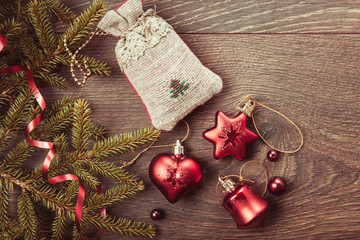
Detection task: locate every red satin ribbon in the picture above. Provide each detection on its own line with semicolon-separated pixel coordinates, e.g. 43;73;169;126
0;33;105;237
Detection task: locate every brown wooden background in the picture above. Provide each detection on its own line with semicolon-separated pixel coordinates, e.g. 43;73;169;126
45;0;360;239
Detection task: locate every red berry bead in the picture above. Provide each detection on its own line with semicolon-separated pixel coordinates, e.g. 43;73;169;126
174;87;177;90
150;209;164;220
267;150;279;162
268;176;287;195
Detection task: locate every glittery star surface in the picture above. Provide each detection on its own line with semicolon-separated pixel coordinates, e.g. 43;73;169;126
203;111;258;160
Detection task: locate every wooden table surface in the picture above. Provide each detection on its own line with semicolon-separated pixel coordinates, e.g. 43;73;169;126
44;0;360;239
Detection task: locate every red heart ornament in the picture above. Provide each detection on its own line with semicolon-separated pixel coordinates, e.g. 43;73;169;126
149;142;203;203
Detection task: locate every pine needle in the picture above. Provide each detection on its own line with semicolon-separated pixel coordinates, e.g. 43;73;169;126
17;191;38;240
0;0;158;238
87;215;156;238
72;99;92;153
90;127;161;159
50;212;67;240
27;0;56;54
42;0;77;23
61;0;105;49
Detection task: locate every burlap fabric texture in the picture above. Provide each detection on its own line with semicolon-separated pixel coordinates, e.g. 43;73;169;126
98;0;223;131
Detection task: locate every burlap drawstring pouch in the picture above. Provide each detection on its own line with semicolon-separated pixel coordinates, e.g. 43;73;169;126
98;0;223;131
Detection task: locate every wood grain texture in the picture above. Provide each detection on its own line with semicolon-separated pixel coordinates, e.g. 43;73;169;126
62;0;360;33
14;0;360;239
39;33;360;239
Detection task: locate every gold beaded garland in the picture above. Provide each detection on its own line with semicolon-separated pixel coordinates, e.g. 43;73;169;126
64;28;110;86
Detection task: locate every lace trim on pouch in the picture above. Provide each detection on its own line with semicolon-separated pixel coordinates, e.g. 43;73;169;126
116;9;173;70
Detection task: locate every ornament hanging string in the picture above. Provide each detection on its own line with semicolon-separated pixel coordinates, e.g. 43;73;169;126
239;161;268;197
153;120;190;147
215;161;268;204
235;95;304;154
120;120;189;169
0;33;105;238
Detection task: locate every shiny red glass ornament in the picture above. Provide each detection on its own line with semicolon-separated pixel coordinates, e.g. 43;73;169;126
268;176;287;195
150;209;164;220
267;149;279;162
149;141;203;203
203;111;258;160
219;176;268;229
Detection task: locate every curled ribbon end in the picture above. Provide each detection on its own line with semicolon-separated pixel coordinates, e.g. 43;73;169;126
0;33;104;238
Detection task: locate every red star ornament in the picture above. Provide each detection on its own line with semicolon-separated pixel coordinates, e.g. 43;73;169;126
203;111;258;160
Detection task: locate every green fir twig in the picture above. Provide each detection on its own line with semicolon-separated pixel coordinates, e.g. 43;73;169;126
0;0;159;239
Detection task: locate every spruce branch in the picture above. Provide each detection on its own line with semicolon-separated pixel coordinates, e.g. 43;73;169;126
0;178;10;231
0;140;33;171
0;87;34;150
59;53;111;77
17;190;38;240
72;99;92;153
72;224;83;240
85;159;139;184
27;0;56;54
0;77;27;106
62;181;79;203
60;0;105;50
42;0;77;23
1;221;24;240
50;212;67;240
88;122;106;140
33;71;69;90
31;181;75;216
44;95;74;117
87;215;156;238
2;97;74;172
73;166;100;190
0;0;158;238
53;133;69;160
18;32;46;68
0;1;17;18
79;54;111;76
86;181;144;213
0;18;22;39
89;127;161;159
41;103;73;138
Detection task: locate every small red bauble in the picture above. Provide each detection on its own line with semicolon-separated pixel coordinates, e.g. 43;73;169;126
149;140;203;203
268;176;287;195
203;111;258;161
267;150;279;162
150;209;164;220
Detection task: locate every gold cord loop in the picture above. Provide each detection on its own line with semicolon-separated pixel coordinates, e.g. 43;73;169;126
239;160;268;198
119;120;190;168
152;120;190;148
235;95;303;154
215;162;267;205
119;134;160;169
